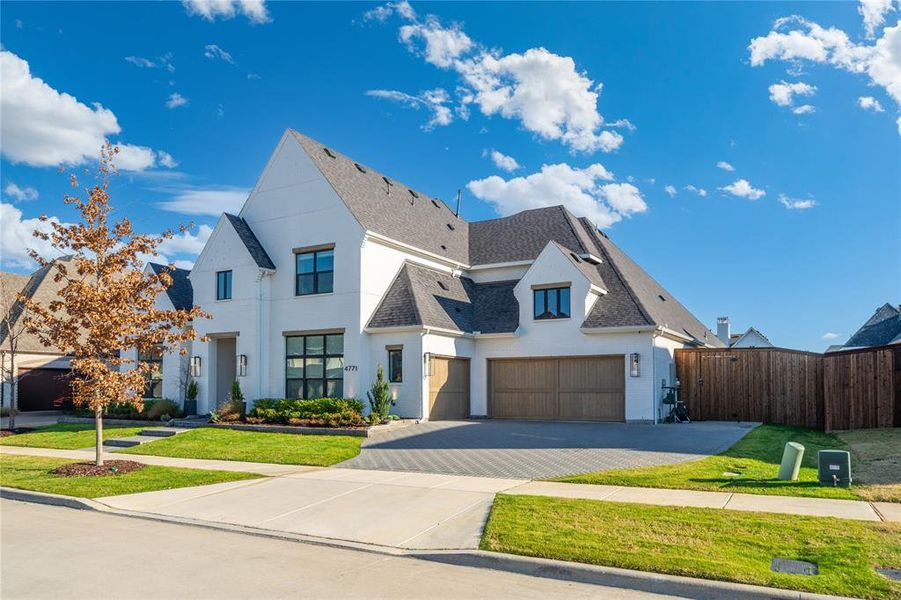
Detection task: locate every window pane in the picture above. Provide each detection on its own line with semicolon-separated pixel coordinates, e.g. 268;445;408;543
286;337;303;356
533;290;545;319
305;357;324;378
286;358;304;378
389;350;402;383
316;250;334;272
559;287;571;317
547;288;558;316
305;379;324;399
317;271;334;294
326;334;343;355
326;357;344;378
297;273;315;295
297;253;315;274
286;379;303;399
225;271;232;297
305;336;324;356
326;380;343;398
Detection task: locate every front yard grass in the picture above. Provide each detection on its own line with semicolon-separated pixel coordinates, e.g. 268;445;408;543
482;494;901;600
118;428;363;466
0;454;259;498
837;428;901;503
557;424;898;502
0;424;159;450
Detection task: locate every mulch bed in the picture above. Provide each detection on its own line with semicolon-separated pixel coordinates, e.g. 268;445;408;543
0;430;14;438
51;460;145;477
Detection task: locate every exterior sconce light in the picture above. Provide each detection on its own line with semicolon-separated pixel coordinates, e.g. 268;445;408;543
237;354;247;377
190;356;202;377
630;353;640;377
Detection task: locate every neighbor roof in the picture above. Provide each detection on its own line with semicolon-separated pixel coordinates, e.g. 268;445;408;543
843;303;901;348
148;263;194;311
224;213;276;270
0;258;74;354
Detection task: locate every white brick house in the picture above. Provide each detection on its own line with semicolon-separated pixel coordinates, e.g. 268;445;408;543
169;129;722;422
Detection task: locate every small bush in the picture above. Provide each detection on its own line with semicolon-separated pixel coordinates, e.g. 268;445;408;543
367;365;394;423
249;397;364;427
212;396;244;423
143;399;180;421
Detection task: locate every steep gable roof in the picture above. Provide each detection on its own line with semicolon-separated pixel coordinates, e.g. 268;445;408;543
844;303;901;348
729;327;772;347
548;240;608;291
0;258;74;354
148;263;193;310
469;205;589;265
223;213;276;270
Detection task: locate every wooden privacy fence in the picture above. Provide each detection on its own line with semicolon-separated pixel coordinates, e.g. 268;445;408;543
675;345;900;431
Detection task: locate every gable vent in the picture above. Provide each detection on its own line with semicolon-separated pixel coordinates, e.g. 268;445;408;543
437;280;449;291
354;163;367;173
323;147;336;159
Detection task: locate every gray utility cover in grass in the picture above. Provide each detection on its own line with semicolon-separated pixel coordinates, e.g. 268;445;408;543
771;558;818;576
876;568;901;581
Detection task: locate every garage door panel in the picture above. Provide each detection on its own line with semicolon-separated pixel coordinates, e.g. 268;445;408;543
490;392;556;419
428;357;470;420
559;392;625;421
491;359;556;391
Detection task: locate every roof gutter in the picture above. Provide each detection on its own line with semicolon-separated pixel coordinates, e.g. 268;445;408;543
364;231;470;271
579;325;659;335
363;325;471;338
467;259;533;271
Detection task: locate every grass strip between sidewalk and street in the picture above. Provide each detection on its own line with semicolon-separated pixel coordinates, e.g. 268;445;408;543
118;427;364;466
0;454;260;498
0;424;161;450
482;494;901;600
555;424;900;502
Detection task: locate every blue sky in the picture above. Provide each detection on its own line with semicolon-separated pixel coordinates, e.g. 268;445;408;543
1;1;899;352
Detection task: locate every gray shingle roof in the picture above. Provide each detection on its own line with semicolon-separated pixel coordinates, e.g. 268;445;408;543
843;303;901;348
291;131;469;265
469;205;589;265
148;263;194;310
549;240;608;291
0;258;74;354
224;213;276;270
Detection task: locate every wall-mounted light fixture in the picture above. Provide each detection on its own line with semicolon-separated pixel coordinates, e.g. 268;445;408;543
423;352;433;377
630;353;640;377
237;354;247;377
190;356;202;377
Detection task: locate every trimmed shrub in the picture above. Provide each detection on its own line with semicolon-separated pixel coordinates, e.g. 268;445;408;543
143;399;180;421
249;398;364;427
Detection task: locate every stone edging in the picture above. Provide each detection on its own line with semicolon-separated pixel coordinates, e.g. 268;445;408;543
204;419;416;438
58;416;173;427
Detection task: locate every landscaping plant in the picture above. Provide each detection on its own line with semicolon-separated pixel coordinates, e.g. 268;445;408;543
367;364;394;424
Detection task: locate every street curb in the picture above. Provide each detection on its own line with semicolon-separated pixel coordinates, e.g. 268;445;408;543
2;491;850;600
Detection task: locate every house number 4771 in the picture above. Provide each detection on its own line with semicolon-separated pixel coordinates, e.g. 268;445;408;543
344;365;358;372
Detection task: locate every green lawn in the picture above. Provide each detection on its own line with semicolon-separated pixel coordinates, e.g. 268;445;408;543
0;454;259;498
118;428;363;466
482;494;901;600
557;424;897;501
0;424;160;450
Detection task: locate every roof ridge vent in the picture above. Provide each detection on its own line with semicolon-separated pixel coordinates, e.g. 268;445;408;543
354;162;367;173
323;147;336;159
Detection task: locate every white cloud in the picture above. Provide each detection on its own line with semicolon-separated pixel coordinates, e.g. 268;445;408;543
778;193;817;209
182;0;270;24
125;56;156;68
166;92;189;109
467;163;637;229
363;0;415;22
822;331;842;340
204;44;235;64
860;0;895;38
684;185;708;197
366;88;453;130
125;53;175;72
487;149;520;172
792;104;816;114
157;224;213;256
157;151;179;168
720;179;766;200
369;5;630;153
664;185;677;197
4;182;38;202
0;50;165;171
716;161;735;172
156;187;249;216
858;95;886;111
115;144;157;171
768;80;817;107
0;203;67;269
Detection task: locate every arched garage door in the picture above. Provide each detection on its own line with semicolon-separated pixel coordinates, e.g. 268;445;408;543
488;356;625;421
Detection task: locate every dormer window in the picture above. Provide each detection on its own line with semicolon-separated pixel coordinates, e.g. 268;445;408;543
533;286;571;320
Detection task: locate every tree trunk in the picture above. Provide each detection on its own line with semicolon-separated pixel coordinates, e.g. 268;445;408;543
8;364;16;431
95;408;104;467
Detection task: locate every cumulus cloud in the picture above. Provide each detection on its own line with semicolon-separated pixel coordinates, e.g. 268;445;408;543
778;193;817;209
157;151;179;168
486;149;520;172
664;185;677;197
467;162;643;229
156;186;249;215
822;331;842;340
157;224;213;256
366;88;453;130
792;104;816;114
182;0;270;24
859;0;895;38
684;185;708;197
204;44;235;64
720;179;766;200
768;80;817;107
0;50;171;172
716;161;735;171
858;95;886;111
0;202;67;269
4;182;38;202
166;93;189;109
367;4;630;153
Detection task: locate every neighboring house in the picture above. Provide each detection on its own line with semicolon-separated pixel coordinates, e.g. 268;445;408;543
177;129;722;423
826;303;901;352
0;258;74;411
715;316;773;348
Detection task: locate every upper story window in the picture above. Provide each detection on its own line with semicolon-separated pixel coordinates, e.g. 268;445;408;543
296;247;334;296
216;270;232;301
533;286;571;320
387;346;403;383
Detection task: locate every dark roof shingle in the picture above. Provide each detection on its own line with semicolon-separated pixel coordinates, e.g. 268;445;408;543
224;213;276;270
148;263;194;310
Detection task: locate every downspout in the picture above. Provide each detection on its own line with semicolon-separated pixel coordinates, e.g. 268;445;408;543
419;326;431;421
256;269;272;402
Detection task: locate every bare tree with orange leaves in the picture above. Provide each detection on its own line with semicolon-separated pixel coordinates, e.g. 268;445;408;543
23;144;208;466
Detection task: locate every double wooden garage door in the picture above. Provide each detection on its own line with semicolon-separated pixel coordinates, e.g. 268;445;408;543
488;356;625;421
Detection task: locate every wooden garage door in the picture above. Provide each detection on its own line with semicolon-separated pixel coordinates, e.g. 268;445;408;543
16;368;73;412
489;356;625;421
428;357;470;420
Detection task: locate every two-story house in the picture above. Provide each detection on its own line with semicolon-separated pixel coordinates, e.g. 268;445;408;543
176;129;722;423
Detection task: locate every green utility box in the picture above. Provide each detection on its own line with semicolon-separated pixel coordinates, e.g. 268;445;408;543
818;450;852;487
778;442;805;481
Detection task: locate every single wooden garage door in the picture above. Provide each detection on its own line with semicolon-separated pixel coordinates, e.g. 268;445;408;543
428;357;470;420
16;368;72;411
488;356;625;421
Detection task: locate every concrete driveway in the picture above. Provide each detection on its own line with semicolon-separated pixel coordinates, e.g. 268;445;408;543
337;420;756;479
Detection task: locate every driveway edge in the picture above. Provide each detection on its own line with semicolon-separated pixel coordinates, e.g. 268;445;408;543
2;491;849;600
